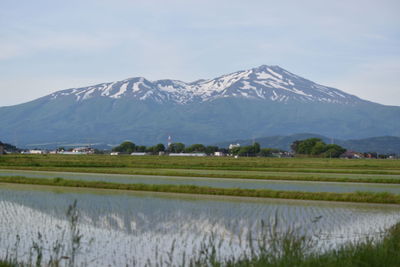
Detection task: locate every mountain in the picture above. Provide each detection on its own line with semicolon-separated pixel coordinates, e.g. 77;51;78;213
48;65;361;105
0;65;399;148
215;134;400;155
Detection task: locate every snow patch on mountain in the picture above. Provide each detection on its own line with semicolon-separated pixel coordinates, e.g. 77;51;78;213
48;65;363;105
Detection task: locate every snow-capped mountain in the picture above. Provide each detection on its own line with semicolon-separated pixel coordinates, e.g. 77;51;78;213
1;65;399;147
49;65;362;105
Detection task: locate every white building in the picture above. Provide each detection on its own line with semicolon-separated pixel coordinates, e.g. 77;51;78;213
72;147;94;154
228;143;241;150
28;150;45;154
169;153;207;157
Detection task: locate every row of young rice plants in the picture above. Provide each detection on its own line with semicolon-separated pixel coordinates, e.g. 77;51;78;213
3;167;400;184
2;167;400;184
1;155;400;186
1;155;400;174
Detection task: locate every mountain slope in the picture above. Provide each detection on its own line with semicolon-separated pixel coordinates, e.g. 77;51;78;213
0;65;399;147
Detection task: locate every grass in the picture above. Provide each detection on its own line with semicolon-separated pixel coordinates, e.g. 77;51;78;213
1;154;400;172
0;154;400;184
3;166;400;184
222;222;400;267
1;176;400;204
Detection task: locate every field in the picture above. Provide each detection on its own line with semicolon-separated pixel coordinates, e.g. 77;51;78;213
1;155;400;203
1;154;400;179
1;154;400;266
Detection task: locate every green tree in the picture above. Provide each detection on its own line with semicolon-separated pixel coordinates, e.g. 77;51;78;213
290;140;301;152
311;141;326;155
205;146;219;155
238;146;255;156
259;148;281;157
253;142;261;154
185;144;206;153
112;141;136;153
135;145;147;152
229;146;241;155
154;143;165;152
296;138;322;154
322;144;346;158
291;138;346;158
147;143;166;154
169;143;185;153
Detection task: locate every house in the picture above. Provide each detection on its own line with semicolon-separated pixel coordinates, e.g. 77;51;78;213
341;150;364;159
110;152;120;156
214;151;225;157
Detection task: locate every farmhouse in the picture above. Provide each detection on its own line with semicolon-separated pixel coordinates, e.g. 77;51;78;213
341;150;364;159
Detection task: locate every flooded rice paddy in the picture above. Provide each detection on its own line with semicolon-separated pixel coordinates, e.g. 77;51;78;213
1;169;400;194
0;183;400;266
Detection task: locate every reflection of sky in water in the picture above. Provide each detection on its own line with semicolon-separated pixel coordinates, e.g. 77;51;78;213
2;169;400;194
0;185;400;266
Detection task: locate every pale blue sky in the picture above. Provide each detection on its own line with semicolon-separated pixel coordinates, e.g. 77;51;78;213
0;0;399;106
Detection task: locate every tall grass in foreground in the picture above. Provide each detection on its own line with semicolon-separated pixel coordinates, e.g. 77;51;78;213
1;202;400;266
1;201;85;267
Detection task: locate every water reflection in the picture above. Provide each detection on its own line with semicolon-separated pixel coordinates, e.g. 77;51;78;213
0;184;399;266
1;169;400;194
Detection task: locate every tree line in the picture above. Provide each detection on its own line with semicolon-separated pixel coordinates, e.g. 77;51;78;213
112;141;285;156
291;138;346;158
112;138;347;158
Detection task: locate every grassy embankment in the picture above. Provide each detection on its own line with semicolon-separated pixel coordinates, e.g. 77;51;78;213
0;155;400;184
1;175;400;204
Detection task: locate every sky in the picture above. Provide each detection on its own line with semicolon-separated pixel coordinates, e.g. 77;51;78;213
0;0;399;107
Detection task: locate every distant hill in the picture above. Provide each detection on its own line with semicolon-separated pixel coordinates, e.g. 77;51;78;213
215;134;400;155
340;136;400;155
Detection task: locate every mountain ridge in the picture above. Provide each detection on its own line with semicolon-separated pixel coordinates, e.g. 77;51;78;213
0;65;399;146
45;65;364;105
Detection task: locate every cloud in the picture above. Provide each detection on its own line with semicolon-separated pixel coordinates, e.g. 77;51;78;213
0;31;118;61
